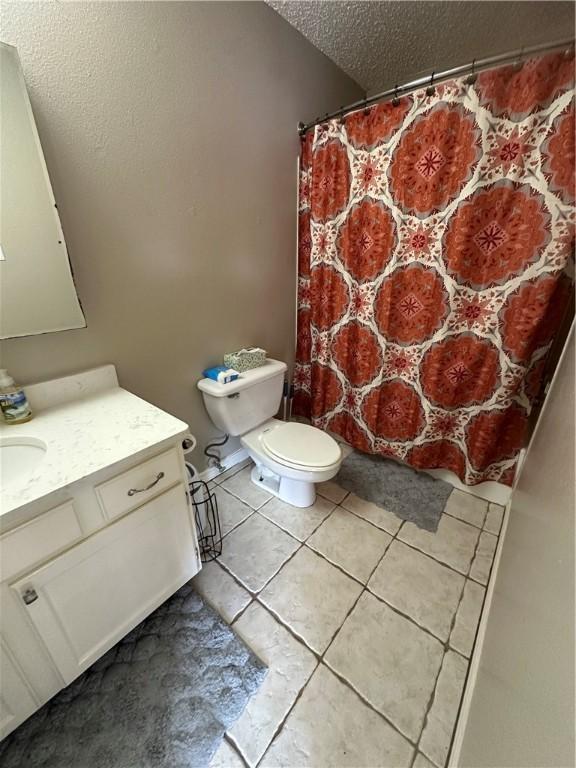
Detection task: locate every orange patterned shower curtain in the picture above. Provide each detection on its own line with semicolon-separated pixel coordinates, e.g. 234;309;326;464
294;52;575;486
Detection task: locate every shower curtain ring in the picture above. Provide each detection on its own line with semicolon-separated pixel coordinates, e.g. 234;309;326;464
363;98;370;115
426;71;436;97
392;85;400;106
514;46;525;71
465;59;477;85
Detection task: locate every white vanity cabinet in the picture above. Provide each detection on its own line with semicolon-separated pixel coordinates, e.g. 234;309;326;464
0;641;38;740
12;484;197;684
0;366;203;740
0;441;201;739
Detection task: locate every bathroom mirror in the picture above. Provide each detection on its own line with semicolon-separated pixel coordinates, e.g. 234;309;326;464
0;42;85;338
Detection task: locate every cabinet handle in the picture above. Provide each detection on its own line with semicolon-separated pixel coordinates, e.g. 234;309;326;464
22;588;38;605
127;471;165;496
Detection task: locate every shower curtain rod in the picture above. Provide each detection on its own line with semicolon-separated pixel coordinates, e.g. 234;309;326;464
298;36;575;135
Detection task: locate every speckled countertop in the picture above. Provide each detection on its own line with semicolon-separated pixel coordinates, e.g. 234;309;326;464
0;385;189;517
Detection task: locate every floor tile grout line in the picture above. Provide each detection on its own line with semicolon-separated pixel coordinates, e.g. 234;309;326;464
317;513;411;679
216;498;490;649
252;659;320;768
215;453;504;516
216;502;345;628
221;554;321;766
412;649;450;768
220;509;257;541
445;518;504;766
340;491;494;536
275;601;477;756
230;596;256;625
219;498;482;592
322;657;421;750
304;536;387;587
237;595;325;767
218;472;273;510
258;499;338;545
468;530;498;584
250;596;320;659
295;536;469;648
412;568;471;767
466;520;490;579
225;490;272;511
208;557;260;600
325;483;501;531
261;499;491;760
217;541;303;597
243;572;470;768
243;513;498;767
340;499;483;579
395;531;478;578
413;517;503;768
306;508;456;655
382;533;472;578
216;498;309;595
226;598;320;766
442;507;487;531
443;570;473;652
220;485;338;549
215;553;274;600
213;458;251;482
204;462;504;766
215;482;254;509
363;582;460;647
252;596;422;765
254;591;333;660
339;499;403;536
452;486;506;505
194;559;256;625
314;512;427;678
222;732;251;768
209;479;502;768
467;573;490;587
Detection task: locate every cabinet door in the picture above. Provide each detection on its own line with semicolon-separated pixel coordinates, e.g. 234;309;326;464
0;639;38;740
12;484;200;685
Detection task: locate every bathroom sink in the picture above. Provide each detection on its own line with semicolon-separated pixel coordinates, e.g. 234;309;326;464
0;437;47;487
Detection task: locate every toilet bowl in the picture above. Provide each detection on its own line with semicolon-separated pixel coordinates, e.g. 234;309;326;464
197;359;343;507
242;418;342;506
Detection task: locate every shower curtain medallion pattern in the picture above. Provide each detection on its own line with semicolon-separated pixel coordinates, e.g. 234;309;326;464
294;52;575;486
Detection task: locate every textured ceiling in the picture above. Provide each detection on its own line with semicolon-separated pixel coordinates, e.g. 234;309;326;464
267;1;575;93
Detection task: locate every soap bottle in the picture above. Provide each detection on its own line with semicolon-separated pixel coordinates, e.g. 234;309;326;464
0;370;32;424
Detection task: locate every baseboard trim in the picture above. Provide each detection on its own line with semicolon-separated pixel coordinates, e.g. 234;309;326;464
448;497;512;766
197;446;250;483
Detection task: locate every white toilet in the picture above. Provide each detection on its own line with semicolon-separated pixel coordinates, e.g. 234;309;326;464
197;359;343;507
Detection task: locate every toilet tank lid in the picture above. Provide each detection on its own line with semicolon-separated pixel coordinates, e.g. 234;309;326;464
197;358;287;397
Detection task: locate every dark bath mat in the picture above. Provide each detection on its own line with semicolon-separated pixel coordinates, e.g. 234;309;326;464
337;450;453;532
0;583;267;768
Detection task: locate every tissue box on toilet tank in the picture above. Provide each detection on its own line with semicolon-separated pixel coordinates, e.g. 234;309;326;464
223;347;267;372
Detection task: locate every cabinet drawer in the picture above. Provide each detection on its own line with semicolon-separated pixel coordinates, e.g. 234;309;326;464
0;501;83;582
95;447;183;521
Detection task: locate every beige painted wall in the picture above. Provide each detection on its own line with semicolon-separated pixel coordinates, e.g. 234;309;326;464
459;328;575;768
0;1;361;466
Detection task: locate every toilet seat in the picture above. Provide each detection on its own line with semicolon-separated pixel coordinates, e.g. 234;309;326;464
261;422;341;469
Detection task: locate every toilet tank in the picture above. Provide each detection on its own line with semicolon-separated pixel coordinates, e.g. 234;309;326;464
197;359;287;436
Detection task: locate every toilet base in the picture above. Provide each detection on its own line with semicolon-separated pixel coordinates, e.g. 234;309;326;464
250;465;316;508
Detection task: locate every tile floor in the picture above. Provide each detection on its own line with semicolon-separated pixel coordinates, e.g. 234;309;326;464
192;456;505;768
